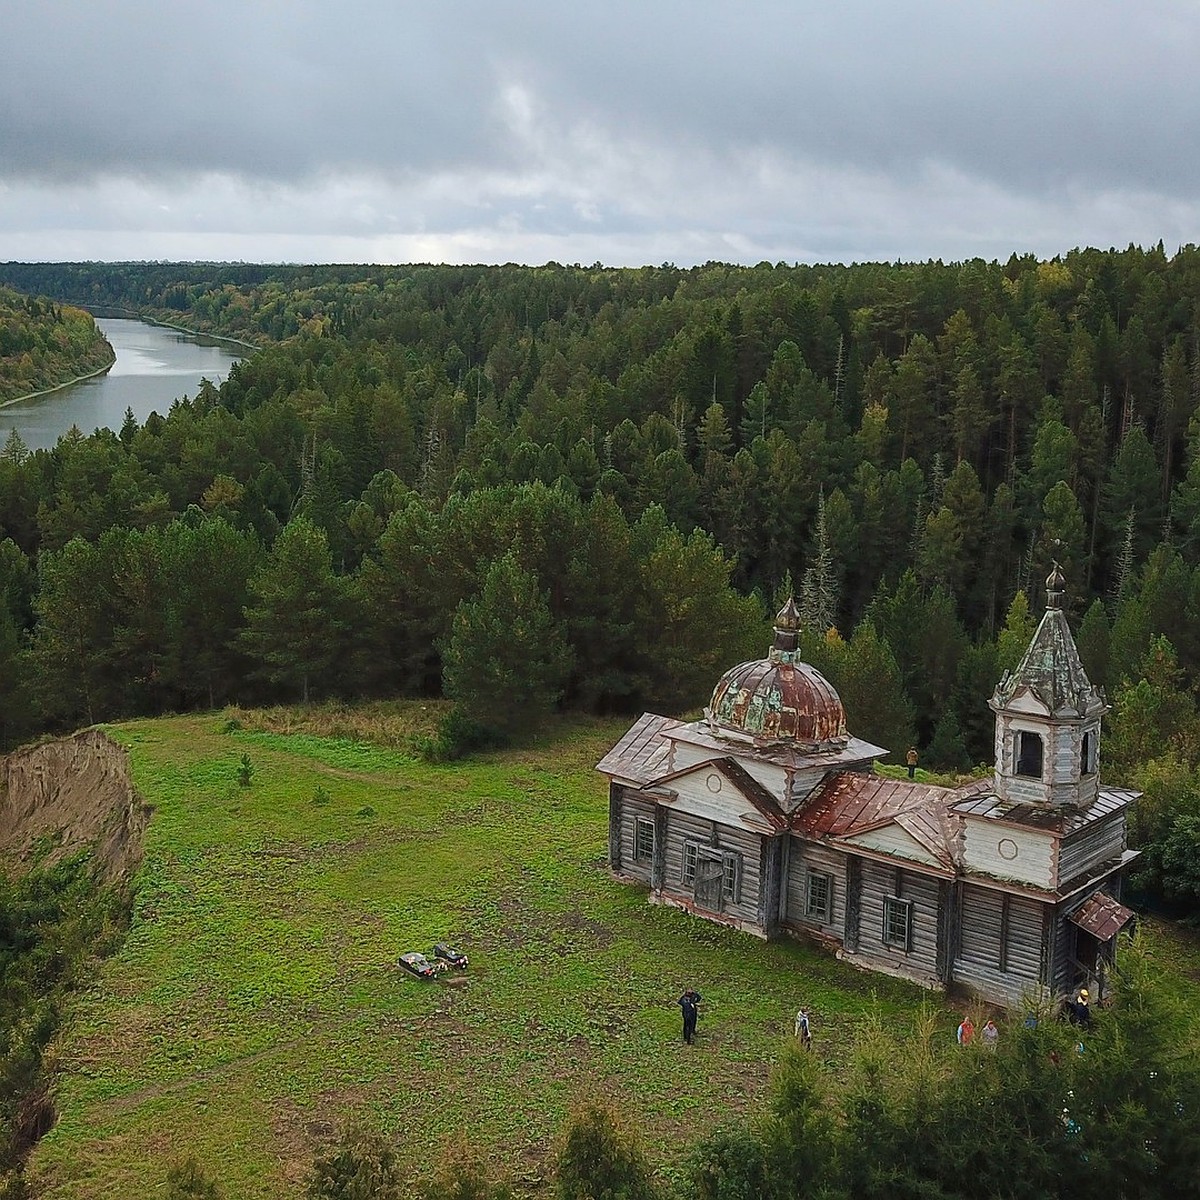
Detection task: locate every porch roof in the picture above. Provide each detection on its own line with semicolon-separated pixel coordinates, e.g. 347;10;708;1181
1068;891;1136;941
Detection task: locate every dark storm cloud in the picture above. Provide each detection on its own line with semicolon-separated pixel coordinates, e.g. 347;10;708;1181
2;1;1198;264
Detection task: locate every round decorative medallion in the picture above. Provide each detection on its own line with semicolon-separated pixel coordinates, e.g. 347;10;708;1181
706;773;722;794
998;838;1019;861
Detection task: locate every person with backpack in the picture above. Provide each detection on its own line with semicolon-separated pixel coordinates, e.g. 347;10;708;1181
678;988;701;1044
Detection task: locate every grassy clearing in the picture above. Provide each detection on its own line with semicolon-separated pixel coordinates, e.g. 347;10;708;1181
29;708;1196;1198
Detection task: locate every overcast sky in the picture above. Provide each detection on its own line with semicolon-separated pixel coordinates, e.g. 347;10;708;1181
2;1;1198;267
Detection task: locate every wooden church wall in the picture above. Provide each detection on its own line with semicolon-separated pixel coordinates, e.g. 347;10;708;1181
854;859;941;985
782;839;847;937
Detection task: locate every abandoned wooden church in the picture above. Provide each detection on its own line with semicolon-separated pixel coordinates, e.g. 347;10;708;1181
597;568;1138;1007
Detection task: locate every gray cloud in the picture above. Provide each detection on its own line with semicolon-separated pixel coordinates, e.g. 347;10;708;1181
2;1;1198;265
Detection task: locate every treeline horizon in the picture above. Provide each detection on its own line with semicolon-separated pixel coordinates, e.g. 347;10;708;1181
4;250;1200;907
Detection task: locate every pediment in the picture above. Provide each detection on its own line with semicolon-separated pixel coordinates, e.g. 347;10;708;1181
1003;687;1051;717
839;821;943;868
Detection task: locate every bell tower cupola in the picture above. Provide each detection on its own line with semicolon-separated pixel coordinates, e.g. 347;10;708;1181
989;564;1108;807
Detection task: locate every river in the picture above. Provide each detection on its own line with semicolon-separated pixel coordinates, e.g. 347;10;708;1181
0;317;246;453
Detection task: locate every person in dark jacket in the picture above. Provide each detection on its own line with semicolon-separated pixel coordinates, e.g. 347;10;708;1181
678;988;701;1043
1066;988;1092;1027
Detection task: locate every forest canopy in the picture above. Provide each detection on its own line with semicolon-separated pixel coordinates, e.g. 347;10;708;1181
4;249;1200;906
0;287;113;403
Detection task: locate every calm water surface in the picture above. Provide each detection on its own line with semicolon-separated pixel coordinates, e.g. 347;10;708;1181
0;317;244;452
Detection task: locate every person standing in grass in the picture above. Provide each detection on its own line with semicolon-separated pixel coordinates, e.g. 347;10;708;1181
956;1014;974;1045
794;1006;812;1050
678;988;701;1044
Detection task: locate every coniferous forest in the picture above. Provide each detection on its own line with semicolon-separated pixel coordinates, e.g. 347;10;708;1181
3;250;1200;911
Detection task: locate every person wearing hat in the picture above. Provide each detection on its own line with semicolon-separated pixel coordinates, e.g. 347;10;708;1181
1068;988;1092;1028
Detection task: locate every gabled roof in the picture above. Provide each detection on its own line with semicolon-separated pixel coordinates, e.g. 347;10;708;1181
595;713;681;785
709;757;790;832
793;772;986;870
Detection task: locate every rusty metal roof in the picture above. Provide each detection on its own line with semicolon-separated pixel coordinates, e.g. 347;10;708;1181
709;656;847;745
595;713;681;785
792;772;985;868
952;786;1137;835
668;721;885;771
1068;891;1136;941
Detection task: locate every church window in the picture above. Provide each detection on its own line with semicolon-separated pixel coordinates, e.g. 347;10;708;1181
805;871;832;922
635;817;654;862
682;842;698;885
1081;730;1097;775
1015;731;1044;778
721;851;742;904
882;896;912;951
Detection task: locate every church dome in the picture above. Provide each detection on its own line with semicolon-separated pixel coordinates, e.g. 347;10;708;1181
706;600;848;746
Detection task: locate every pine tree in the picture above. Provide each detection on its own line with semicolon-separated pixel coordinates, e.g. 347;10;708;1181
441;552;573;735
240;518;349;704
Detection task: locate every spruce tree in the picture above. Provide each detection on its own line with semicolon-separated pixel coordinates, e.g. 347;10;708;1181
441;552;573;735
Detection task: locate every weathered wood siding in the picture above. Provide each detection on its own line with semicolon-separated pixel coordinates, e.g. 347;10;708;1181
670;742;788;799
955;884;1045;1002
961;816;1054;888
851;860;941;985
787;767;831;807
1057;814;1125;888
782;839;846;936
617;788;657;885
1046;721;1101;806
1047;907;1078;997
666;769;777;833
843;825;944;869
659;809;765;928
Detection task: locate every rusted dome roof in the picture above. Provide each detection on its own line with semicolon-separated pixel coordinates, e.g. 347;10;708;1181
705;599;848;747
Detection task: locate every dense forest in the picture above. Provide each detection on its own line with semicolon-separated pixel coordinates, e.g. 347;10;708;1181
0;288;113;404
3;250;1200;908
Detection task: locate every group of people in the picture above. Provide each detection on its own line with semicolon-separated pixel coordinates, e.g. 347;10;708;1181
676;988;814;1049
676;985;1094;1051
955;1015;999;1047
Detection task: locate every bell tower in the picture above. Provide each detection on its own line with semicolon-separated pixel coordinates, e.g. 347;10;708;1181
989;565;1107;807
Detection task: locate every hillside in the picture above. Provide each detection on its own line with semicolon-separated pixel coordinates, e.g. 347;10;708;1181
0;289;114;405
27;707;930;1199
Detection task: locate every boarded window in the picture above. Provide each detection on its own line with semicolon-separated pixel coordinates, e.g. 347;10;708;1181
805;871;832;923
882;896;912;951
634;817;654;862
1016;731;1044;778
682;842;698;885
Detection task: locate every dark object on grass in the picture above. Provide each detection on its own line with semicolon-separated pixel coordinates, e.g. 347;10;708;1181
433;943;469;969
399;952;445;979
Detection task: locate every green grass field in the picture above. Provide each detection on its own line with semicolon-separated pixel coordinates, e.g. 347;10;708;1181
27;709;1200;1198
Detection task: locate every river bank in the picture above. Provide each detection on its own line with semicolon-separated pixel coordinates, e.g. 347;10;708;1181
84;305;262;354
0;352;116;410
0;317;244;453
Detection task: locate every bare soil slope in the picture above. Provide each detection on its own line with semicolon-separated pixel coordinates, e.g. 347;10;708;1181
0;729;150;881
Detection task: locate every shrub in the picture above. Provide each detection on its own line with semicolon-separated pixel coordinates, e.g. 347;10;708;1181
556;1103;657;1200
307;1124;405;1200
164;1155;223;1200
